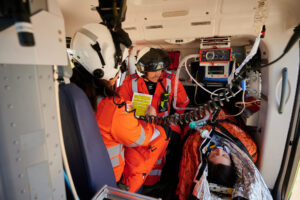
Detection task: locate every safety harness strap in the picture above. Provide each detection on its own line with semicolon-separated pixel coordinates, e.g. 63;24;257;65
195;137;211;181
158;76;171;117
160;72;172;93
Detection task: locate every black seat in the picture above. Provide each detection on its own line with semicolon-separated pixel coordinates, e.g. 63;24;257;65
59;83;116;199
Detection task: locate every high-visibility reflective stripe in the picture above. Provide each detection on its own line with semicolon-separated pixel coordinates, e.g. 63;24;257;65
121;149;125;161
166;76;171;93
184;96;190;104
132;78;138;93
107;144;123;159
127;126;146;147
148;169;162;176
97;96;103;105
156;158;162;165
150;128;161;142
110;156;120;167
163;111;169;117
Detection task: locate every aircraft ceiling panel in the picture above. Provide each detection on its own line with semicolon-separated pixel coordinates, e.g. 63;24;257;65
131;0;183;6
57;0;100;37
57;0;300;43
220;0;257;15
123;0;260;42
138;5;167;22
218;16;255;36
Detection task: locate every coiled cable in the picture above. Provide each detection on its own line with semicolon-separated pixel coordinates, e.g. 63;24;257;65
113;81;243;126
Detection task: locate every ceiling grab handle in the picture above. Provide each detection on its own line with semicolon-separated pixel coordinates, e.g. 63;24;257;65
279;67;288;114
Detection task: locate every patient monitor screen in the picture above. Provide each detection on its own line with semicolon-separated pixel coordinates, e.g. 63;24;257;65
207;66;224;75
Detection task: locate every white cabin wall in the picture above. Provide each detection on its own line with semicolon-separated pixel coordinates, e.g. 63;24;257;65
255;0;300;189
0;65;66;200
175;48;199;59
0;1;68;198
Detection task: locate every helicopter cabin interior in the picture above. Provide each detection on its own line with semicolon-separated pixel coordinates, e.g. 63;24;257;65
0;0;300;199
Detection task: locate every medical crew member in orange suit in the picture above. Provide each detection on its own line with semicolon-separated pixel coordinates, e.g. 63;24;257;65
69;23;168;192
118;47;190;187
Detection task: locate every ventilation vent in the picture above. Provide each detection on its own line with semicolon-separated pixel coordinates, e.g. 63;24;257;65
145;25;163;29
191;21;211;26
162;10;189;18
165;38;195;44
124;27;137;31
201;42;229;47
200;37;231;49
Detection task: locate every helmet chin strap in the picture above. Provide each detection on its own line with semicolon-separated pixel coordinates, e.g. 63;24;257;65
91;41;106;66
90;41;106;79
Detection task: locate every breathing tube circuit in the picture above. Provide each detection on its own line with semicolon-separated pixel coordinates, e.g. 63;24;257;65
113;26;266;126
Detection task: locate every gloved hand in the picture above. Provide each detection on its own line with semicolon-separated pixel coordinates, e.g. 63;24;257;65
146;105;157;116
117;181;129;191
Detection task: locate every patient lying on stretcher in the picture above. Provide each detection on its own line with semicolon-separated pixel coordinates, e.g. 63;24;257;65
177;109;273;200
206;144;236;189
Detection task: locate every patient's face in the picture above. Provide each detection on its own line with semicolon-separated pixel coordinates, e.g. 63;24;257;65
208;148;231;166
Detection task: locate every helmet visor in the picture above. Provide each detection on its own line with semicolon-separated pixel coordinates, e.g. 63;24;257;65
136;61;166;73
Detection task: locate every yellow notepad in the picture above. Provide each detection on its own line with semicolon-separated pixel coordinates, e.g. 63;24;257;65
132;92;153;117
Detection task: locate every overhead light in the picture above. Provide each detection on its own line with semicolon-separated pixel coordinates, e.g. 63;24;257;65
145;25;163;29
124;27;137;31
162;10;189;18
191;21;211;26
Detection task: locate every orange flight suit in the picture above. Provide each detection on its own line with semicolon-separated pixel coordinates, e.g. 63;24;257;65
95;96;167;192
118;71;189;186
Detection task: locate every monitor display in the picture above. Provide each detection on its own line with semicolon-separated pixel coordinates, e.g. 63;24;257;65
208;66;224;75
